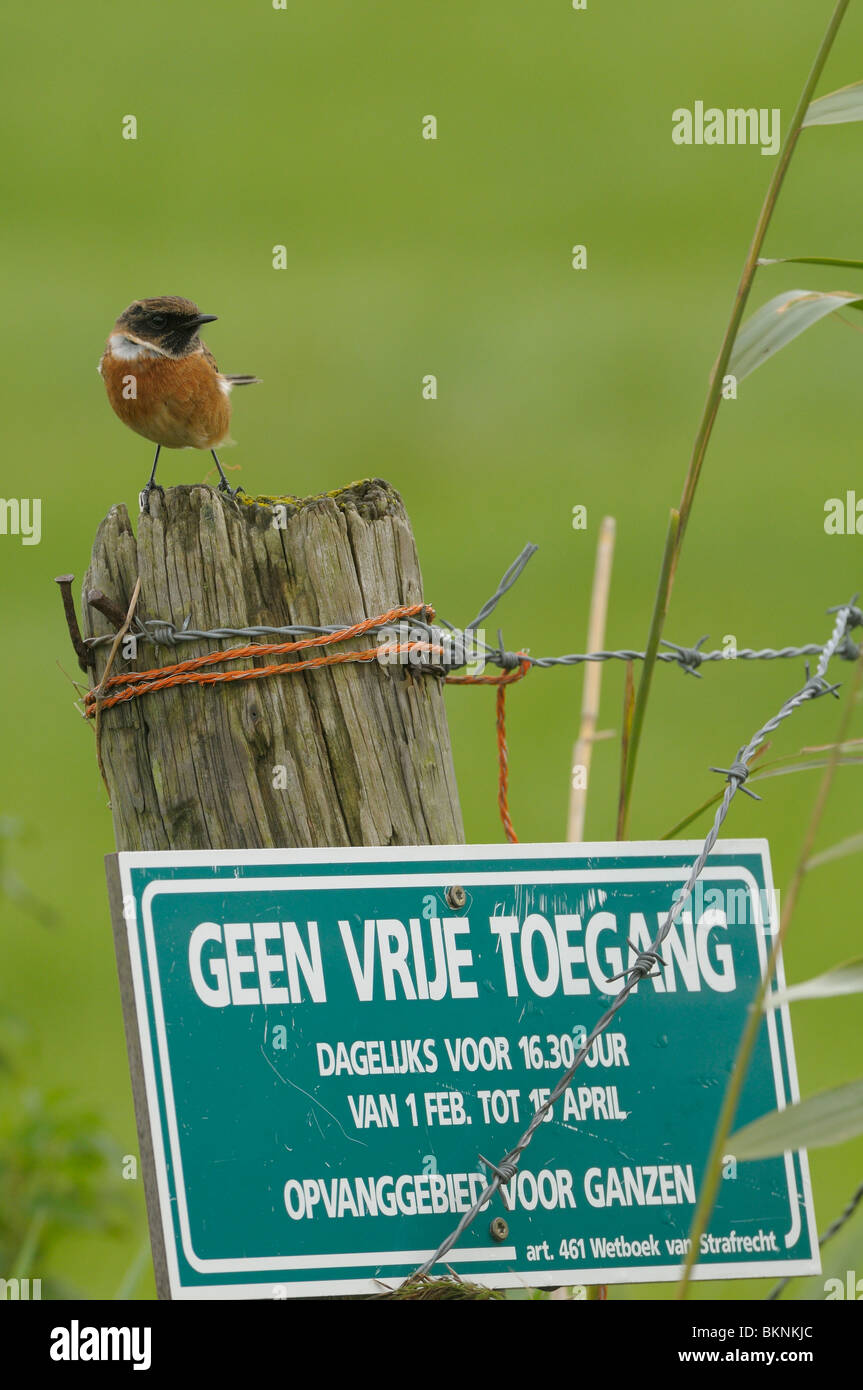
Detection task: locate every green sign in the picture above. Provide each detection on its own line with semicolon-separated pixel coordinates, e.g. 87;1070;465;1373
109;841;818;1299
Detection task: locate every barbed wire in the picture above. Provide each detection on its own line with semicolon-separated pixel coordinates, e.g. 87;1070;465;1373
83;543;862;673
409;595;860;1281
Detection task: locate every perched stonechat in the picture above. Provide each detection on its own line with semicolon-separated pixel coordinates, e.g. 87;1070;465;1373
99;296;259;508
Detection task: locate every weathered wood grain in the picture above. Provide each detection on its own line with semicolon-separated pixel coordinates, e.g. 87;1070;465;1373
82;480;464;851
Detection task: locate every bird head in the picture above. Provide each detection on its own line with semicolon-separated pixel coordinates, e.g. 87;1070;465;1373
113;297;218;358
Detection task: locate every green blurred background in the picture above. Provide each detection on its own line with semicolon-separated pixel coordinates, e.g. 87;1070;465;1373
2;0;862;1299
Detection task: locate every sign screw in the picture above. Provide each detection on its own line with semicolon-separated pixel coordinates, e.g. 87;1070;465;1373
445;885;467;910
489;1216;509;1242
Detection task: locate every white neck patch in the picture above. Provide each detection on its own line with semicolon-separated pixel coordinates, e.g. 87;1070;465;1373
108;333;164;360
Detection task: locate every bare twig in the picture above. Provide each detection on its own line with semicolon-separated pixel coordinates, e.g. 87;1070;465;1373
93;577;142;797
567;517;616;841
616;662;635;838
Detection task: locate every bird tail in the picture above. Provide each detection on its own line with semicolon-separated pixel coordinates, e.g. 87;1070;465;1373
223;374;261;386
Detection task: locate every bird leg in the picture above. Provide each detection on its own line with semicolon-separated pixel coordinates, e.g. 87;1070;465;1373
138;445;165;513
211;449;243;498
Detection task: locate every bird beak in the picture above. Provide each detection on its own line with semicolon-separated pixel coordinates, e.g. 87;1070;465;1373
189;313;218;328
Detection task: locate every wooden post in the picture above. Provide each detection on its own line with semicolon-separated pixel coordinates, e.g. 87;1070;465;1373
81;479;464;851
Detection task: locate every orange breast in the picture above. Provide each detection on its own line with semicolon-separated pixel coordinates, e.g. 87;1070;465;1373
101;349;232;450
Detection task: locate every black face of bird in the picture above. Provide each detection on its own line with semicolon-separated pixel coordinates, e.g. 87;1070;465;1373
115;296;218;358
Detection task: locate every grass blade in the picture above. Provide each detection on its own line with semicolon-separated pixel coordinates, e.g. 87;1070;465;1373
619;509;678;837
758;255;863;270
803;79;863;126
768;957;863;1008
729;289;863;381
806;829;863;870
629;0;852;813
730;1079;863;1157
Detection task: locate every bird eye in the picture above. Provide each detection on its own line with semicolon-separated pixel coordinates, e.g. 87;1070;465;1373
150;314;167;329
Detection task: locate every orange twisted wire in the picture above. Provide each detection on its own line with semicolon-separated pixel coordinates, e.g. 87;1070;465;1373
83;604;433;713
85;643;451;712
445;654;531;843
85;604;529;841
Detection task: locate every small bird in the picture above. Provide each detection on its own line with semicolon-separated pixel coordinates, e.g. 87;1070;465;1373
99;296;259;508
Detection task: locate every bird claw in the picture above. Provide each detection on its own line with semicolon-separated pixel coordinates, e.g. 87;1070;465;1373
217;481;245;500
139;482;165;514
